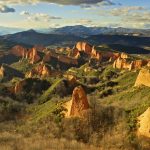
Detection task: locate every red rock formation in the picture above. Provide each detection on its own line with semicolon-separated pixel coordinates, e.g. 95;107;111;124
131;60;148;70
26;63;51;78
113;57;131;70
69;86;89;117
75;42;92;54
11;46;41;64
113;56;148;71
11;45;27;58
8;80;26;94
120;53;128;59
135;68;150;87
58;55;78;65
0;65;4;77
43;51;78;65
43;51;52;62
26;48;41;64
14;80;26;94
137;107;150;138
91;47;102;61
69;48;80;59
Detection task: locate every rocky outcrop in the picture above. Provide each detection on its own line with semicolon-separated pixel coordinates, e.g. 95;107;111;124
70;42;123;61
14;80;26;94
11;46;41;64
11;45;27;58
113;57;131;70
43;51;78;65
76;42;92;54
120;53;128;59
64;86;89;117
0;64;24;80
26;63;51;78
0;65;5;77
69;42;101;60
135;68;150;87
26;48;41;64
137;107;150;138
113;56;148;71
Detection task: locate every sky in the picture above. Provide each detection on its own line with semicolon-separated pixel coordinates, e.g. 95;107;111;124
0;0;149;29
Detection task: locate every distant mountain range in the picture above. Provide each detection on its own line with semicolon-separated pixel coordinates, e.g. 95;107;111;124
0;26;24;35
0;25;150;37
0;29;150;54
47;25;150;37
1;29;82;47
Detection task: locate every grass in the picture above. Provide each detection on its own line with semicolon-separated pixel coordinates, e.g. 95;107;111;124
11;59;34;73
27;100;58;123
39;78;63;104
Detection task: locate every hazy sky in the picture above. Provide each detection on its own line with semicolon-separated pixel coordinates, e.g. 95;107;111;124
0;0;149;29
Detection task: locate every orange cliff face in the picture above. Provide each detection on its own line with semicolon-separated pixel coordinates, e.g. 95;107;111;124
11;45;27;58
135;68;150;87
76;42;92;54
0;65;5;77
26;63;51;78
69;42;102;61
64;86;89;118
26;48;41;64
113;54;148;71
137;107;150;138
11;46;41;64
113;57;131;70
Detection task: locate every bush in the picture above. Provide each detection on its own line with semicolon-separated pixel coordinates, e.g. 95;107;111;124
0;97;25;121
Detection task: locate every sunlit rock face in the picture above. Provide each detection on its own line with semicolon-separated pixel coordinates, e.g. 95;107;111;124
26;48;41;64
11;46;41;64
137;107;150;138
113;54;148;71
135;68;150;87
120;53;128;59
69;42;101;60
76;42;92;54
11;45;27;58
26;63;51;78
113;57;131;70
64;86;89;118
0;65;5;77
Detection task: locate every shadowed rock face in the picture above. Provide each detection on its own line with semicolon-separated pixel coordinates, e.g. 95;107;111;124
43;51;78;66
69;86;89;117
135;68;150;87
137;108;150;138
0;64;24;80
